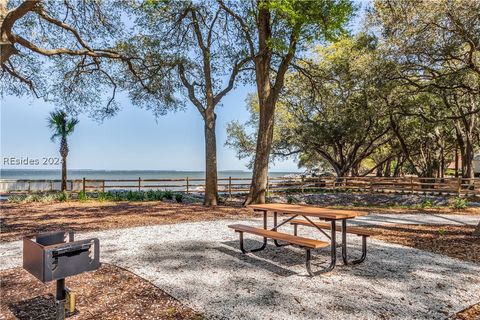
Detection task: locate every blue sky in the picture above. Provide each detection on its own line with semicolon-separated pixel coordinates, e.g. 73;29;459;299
2;86;285;171
1;1;367;172
1;85;301;171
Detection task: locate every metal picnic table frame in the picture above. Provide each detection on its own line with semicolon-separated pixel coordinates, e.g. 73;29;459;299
246;204;368;275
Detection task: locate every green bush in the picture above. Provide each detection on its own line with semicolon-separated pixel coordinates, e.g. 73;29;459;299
420;199;433;208
78;191;88;201
287;195;294;204
452;197;468;209
175;193;183;203
163;190;173;200
58;191;69;202
7;194;25;203
39;193;58;202
96;192;112;201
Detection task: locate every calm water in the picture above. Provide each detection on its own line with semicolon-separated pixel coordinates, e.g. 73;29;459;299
0;169;300;180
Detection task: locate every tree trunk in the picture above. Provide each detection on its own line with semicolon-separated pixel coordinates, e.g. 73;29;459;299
60;137;69;192
454;147;459;178
463;141;475;179
393;156;404;177
245;99;275;205
203;112;218;206
376;163;384;177
61;156;67;191
384;158;392;177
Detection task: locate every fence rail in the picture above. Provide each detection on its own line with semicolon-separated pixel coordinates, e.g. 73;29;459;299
1;176;479;197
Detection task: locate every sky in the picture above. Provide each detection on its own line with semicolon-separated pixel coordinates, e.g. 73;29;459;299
0;1;368;172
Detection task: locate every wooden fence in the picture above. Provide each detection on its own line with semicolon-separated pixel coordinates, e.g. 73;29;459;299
1;176;479;197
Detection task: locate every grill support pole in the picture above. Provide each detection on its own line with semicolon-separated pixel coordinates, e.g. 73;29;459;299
56;278;66;320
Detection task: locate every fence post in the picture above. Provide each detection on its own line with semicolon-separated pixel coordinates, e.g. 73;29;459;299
82;177;86;193
50;180;54;192
138;177;141;192
301;176;304;193
410;177;414;194
229;176;232;198
102;180;105;193
186;177;189;193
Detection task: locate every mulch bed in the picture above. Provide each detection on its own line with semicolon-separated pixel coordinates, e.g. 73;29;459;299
365;224;480;263
0;264;202;320
455;303;480;320
0;201;257;242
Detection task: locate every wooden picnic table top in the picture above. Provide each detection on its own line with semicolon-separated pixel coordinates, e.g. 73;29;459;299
248;203;367;220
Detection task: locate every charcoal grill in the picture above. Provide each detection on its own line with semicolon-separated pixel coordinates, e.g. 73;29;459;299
23;230;100;319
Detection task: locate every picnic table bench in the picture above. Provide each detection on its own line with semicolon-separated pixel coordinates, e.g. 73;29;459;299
228;203;378;276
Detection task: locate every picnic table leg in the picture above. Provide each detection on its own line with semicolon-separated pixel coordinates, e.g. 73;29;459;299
305;220;337;276
341;219;368;265
273;212;289;247
341;219;348;265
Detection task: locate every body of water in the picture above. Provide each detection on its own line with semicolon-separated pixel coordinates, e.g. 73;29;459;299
0;169;300;180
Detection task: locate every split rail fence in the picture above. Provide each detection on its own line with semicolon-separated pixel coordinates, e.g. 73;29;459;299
1;176;479;197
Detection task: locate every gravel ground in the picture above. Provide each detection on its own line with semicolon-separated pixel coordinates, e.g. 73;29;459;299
2;217;479;320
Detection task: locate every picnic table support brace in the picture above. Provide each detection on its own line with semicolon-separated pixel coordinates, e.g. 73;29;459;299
305;221;337;276
272;212;296;247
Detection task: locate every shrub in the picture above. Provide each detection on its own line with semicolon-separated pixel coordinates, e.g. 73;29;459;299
58;191;69;202
39;193;57;202
419;199;433;208
78;191;88;201
452;197;468;209
287;195;294;204
175;193;183;203
7;195;25;203
96;192;111;201
163;190;173;200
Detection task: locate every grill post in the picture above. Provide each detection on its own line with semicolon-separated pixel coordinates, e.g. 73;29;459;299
55;278;66;320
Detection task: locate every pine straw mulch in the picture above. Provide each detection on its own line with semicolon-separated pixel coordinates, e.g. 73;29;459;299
365;223;480;263
366;223;480;320
0;201;257;242
455;304;480;320
0;264;203;320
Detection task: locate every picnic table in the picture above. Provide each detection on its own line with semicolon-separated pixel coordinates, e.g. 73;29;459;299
229;203;376;276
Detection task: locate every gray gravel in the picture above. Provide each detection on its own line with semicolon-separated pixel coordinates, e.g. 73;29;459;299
2;218;479;320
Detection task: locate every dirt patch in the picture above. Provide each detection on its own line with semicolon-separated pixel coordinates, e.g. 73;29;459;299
455;303;480;320
0;201;257;242
367;224;480;263
0;264;202;320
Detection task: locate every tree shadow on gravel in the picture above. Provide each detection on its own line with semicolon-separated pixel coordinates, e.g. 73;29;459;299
121;239;480;319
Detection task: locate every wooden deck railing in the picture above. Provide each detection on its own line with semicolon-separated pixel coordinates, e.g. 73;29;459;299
0;176;479;197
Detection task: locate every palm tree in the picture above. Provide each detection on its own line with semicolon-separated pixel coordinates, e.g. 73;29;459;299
47;110;79;191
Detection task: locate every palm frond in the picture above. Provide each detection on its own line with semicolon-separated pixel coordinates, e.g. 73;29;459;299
47;110;79;141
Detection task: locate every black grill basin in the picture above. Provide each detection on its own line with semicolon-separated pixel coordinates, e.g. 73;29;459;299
23;231;100;282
